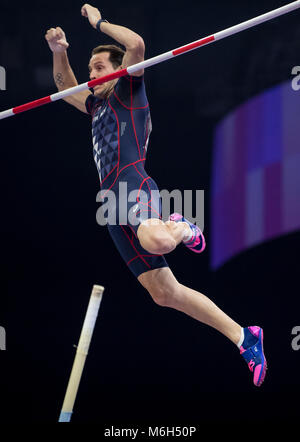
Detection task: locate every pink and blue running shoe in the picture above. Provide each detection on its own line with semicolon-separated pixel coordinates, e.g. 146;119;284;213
240;326;267;387
168;213;206;254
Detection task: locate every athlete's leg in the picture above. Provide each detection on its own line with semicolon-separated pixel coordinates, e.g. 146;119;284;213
138;266;242;345
137;218;192;255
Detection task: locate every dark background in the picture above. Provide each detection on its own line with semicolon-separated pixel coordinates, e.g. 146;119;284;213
0;0;300;429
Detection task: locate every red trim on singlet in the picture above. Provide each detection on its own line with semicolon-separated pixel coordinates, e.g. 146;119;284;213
137;202;162;219
132;166;161;216
133;163;145;179
99;159;146;199
135;176;162;217
94;82;150;197
130;77;142;160
145;179;152;203
113;91;149;110
127;254;161;266
120;225;151;269
137;177;151;202
100;164;118;187
134;167;155;205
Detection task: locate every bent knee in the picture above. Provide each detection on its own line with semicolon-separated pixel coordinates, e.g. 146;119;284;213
139;231;176;255
147;283;180;307
138;268;181;307
150;235;176;255
148;286;170;306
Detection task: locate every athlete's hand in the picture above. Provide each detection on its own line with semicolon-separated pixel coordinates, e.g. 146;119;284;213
81;4;101;29
45;27;69;53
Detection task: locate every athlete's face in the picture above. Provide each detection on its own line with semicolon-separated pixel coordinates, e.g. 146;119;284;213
88;52;121;98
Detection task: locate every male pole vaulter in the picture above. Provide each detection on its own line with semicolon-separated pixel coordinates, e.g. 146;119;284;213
45;4;267;386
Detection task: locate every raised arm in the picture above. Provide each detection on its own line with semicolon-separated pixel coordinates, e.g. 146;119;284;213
81;4;145;76
45;27;91;113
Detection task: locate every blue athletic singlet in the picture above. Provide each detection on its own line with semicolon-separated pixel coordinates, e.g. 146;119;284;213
86;74;168;277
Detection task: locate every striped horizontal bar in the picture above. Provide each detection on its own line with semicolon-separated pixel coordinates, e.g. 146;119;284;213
13;96;52;114
173;35;215;56
1;1;300;120
87;68;128;88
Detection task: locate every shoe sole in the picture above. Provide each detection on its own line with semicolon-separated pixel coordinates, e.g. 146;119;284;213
254;328;268;387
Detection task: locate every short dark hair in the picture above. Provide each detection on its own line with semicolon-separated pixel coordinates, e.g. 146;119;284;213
91;44;125;69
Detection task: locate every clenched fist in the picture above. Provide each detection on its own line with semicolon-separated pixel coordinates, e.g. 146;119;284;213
81;4;101;28
45;27;69;53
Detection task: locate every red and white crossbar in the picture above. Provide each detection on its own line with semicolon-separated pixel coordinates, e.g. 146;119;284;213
1;0;300;120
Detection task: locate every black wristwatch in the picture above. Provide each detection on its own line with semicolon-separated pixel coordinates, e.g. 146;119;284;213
96;19;108;32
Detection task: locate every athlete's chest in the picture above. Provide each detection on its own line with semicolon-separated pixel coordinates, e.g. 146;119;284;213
91;100;118;138
92;101;109;126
